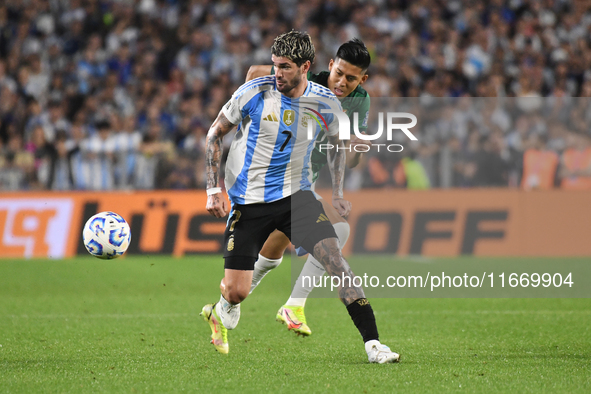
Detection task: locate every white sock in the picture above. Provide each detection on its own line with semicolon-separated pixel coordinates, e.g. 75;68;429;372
365;339;381;353
285;222;350;307
216;294;240;330
250;254;283;294
286;255;325;307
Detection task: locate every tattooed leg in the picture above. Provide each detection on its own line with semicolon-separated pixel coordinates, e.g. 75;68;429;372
312;237;365;306
312;237;382;346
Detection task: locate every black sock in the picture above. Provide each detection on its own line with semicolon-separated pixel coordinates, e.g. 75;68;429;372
346;298;379;343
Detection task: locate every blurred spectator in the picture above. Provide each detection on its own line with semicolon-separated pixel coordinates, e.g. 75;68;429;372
180;121;207;187
559;131;591;190
77;48;107;95
135;123;174;190
108;44;133;86
0;151;24;190
506;115;532;152
79;120;115;190
521;133;559;190
40;99;71;143
0;134;33;190
27;55;50;102
0;60;17;93
394;150;431;190
365;154;396;189
439;136;464;188
47;131;78;191
475;131;511;187
162;153;196;189
457;129;481;187
25;125;54;189
113;116;141;189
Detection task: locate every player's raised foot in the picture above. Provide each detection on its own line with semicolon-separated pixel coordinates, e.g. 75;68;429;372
276;305;311;336
365;340;400;364
200;303;228;354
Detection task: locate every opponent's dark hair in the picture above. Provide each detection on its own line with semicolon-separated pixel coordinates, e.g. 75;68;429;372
271;30;315;67
336;38;371;72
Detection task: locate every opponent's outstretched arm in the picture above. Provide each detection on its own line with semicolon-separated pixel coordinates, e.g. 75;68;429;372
347;136;373;168
326;133;352;218
246;65;273;81
205;110;237;218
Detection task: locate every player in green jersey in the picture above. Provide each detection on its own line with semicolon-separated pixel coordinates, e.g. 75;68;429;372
247;39;373;336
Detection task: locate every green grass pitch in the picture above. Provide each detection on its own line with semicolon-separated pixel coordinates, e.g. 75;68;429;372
1;256;589;393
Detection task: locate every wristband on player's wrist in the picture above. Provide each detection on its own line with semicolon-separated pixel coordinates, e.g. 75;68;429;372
206;187;222;196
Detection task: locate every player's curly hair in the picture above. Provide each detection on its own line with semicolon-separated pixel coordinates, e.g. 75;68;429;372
271;30;315;67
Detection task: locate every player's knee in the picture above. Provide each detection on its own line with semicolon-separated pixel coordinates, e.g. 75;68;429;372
312;237;341;259
333;222;350;249
223;280;250;304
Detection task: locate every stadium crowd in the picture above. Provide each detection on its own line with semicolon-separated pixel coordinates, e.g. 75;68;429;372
1;0;591;191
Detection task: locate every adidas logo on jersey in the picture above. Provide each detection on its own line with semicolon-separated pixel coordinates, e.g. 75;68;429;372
316;213;329;223
263;112;279;122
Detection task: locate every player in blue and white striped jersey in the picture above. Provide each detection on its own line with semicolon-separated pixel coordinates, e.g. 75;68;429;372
200;31;399;364
222;74;341;205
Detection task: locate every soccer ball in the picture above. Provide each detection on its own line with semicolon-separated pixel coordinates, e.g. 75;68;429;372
83;211;131;259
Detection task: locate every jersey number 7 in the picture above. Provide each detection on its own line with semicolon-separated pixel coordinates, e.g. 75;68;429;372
279;130;293;152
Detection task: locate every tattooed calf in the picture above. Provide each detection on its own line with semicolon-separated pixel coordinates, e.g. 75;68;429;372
312;237;365;305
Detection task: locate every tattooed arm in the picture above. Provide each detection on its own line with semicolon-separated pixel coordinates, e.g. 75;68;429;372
326;132;352;218
205;110;237;218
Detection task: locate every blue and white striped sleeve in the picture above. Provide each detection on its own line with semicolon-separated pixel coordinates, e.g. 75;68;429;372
222;76;276;125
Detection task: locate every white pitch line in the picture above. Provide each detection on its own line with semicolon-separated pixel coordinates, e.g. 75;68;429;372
3;310;590;319
2;313;193;319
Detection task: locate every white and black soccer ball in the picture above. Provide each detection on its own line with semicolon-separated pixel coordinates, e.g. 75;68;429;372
83;211;131;259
